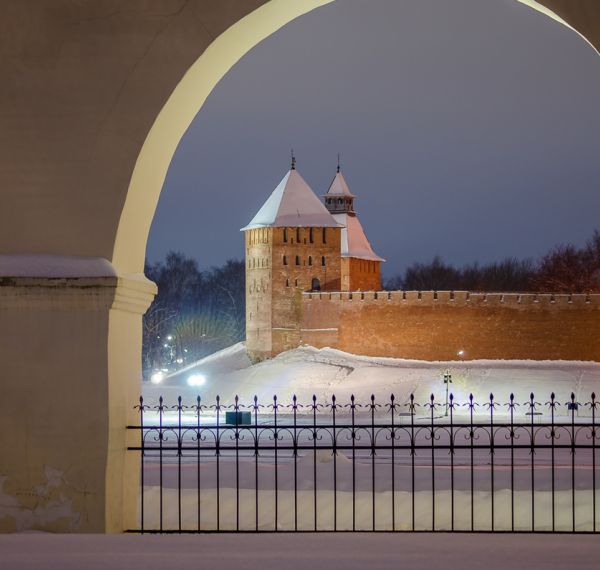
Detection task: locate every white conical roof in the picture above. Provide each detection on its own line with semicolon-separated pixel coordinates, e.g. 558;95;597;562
333;213;385;262
325;170;355;197
241;169;341;230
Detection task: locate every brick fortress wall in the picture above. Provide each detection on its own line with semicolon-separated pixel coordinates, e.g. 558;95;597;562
341;257;381;291
300;291;600;361
245;228;273;360
270;226;342;356
246;226;342;360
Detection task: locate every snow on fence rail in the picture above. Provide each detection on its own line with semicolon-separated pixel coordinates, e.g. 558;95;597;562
127;392;599;533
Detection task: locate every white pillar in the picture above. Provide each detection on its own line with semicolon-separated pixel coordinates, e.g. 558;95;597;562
0;256;155;532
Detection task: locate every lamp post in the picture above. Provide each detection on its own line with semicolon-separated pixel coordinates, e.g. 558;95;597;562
443;369;452;416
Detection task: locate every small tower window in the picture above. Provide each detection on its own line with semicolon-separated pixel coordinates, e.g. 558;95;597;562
322;256;326;266
283;255;288;265
285;278;289;287
311;278;321;291
309;228;314;243
296;228;301;242
295;278;298;287
295;255;300;266
308;256;313;266
283;228;288;243
322;228;327;244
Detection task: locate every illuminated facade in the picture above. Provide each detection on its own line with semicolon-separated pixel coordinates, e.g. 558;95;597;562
242;160;382;360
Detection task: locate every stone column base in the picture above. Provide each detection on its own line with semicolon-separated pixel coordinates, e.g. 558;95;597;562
0;255;155;533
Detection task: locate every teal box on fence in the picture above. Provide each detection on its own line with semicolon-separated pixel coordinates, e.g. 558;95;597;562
225;411;252;425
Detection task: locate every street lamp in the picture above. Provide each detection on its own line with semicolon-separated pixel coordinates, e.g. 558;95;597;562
443;369;453;416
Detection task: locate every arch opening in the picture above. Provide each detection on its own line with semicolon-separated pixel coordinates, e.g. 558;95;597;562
112;0;597;278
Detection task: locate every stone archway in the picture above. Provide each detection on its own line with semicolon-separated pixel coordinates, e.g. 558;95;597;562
1;0;599;534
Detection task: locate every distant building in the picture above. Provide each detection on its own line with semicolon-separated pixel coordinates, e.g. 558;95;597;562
323;164;385;291
241;158;382;360
242;159;330;360
242;160;600;363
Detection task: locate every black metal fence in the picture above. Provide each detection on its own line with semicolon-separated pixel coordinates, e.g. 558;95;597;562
127;392;599;533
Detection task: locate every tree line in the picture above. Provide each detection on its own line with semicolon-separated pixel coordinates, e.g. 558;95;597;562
383;230;600;293
143;253;245;375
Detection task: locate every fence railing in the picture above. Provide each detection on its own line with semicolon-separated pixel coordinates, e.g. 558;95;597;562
127;392;598;533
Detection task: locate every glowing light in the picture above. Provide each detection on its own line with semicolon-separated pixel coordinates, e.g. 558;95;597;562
457;349;465;357
167;335;173;341
187;374;206;387
150;371;164;384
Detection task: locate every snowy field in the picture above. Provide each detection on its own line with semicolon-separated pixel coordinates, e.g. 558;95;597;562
135;345;600;533
2;533;599;570
143;343;600;420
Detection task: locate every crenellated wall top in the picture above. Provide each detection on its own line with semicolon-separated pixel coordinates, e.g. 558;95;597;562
302;290;600;306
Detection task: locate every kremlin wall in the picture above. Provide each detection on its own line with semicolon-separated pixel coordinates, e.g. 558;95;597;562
243;161;600;362
300;291;600;361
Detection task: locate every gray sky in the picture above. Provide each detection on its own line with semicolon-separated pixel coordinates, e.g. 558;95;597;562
147;0;600;276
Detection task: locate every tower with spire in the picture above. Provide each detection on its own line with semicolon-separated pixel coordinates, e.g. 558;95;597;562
241;157;342;361
324;163;384;291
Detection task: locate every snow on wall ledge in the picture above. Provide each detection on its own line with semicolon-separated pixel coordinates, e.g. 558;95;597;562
0;254;117;278
299;290;600;362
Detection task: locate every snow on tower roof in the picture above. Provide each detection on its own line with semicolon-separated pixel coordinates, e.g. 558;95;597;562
325;170;355;197
333;213;385;262
241;169;341;230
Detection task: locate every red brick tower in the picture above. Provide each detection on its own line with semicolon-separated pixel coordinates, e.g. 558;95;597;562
324;164;384;291
242;158;342;361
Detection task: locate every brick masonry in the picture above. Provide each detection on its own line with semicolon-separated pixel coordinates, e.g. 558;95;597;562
245;229;599;363
245;226;342;360
300;291;600;361
341;257;381;291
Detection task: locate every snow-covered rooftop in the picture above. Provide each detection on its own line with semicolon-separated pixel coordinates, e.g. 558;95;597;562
334;213;385;262
241;169;341;230
325;170;355;197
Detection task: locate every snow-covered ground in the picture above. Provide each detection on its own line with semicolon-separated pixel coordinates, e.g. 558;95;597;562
144;343;600;419
2;534;599;570
141;486;597;532
135;345;600;534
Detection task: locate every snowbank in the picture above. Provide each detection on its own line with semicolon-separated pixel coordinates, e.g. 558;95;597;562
2;533;598;570
143;344;600;415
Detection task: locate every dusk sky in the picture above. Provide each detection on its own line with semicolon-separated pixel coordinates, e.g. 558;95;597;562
147;0;600;276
